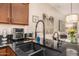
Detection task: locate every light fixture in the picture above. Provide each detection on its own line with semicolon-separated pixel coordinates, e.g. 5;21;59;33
66;3;78;23
66;15;78;23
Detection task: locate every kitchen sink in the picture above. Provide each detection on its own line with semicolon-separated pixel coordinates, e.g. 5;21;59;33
15;42;62;56
15;42;43;56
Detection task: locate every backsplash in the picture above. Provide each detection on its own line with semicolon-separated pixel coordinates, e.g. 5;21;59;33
0;24;29;35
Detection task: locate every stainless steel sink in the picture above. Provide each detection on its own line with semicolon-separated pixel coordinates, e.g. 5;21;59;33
28;48;45;56
15;42;61;56
15;42;43;56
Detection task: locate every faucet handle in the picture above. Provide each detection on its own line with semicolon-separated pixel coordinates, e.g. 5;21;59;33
53;32;60;41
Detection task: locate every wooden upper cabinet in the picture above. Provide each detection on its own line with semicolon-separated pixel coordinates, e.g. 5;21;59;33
0;4;10;23
11;3;29;25
0;3;29;25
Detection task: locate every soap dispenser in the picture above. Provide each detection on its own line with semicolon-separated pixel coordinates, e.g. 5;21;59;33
36;35;40;44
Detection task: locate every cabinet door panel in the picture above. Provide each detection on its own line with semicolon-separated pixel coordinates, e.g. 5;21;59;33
12;3;29;25
0;47;16;56
0;48;7;56
0;4;10;23
6;47;16;56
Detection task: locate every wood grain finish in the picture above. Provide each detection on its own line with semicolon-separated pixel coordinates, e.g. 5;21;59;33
0;46;16;56
6;46;16;56
0;48;6;56
11;3;29;25
0;3;29;25
0;4;10;23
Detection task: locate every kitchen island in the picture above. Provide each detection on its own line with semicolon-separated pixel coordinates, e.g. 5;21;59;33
11;37;79;56
31;39;79;56
0;38;79;56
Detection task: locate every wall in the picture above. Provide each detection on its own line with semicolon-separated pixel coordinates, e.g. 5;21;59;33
28;3;63;39
0;24;28;35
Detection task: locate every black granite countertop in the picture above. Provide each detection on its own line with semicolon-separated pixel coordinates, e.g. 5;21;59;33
32;40;79;56
1;37;79;56
32;42;62;53
61;41;79;55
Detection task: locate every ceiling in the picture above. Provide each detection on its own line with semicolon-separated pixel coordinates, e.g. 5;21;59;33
49;3;79;16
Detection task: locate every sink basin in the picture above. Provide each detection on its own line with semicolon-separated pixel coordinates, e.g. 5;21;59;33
15;42;42;56
15;42;61;56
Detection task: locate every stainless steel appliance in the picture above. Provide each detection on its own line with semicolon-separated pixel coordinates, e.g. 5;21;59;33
12;28;24;40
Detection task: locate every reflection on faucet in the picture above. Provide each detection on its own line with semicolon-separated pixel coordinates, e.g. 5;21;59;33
53;32;59;41
53;32;61;48
35;20;45;46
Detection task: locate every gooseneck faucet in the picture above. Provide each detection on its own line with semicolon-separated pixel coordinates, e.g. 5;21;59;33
35;20;45;46
53;32;59;41
53;32;61;48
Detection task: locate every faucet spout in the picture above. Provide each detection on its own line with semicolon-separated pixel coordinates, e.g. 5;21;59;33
53;32;61;48
35;20;45;46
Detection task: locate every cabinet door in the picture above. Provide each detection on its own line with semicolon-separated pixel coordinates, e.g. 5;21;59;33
11;3;29;25
0;48;7;56
6;47;16;56
0;4;10;23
